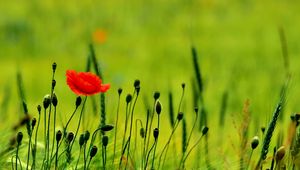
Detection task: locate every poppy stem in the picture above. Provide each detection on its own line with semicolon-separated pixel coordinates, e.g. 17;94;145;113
70;96;87;150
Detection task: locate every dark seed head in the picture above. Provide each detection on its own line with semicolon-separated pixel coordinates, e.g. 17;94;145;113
134;79;140;89
177;112;184;121
84;130;90;142
67;132;74;143
261;127;265;134
118;88;123;95
31;118;37;129
52;93;58;107
194;107;199;114
202;126;209;135
43;94;51;109
154;92;160;100
126;94;132;104
90;146;98;158
181;83;186;89
251;136;259;149
100;125;114;132
153;128;159;140
156;101;162;115
140;128;145;138
102;136;109;147
76;96;82;108
295;113;300;121
17;132;23;144
79;134;85;146
52;62;57;72
56;130;62;142
136;86;140;94
37;105;41;113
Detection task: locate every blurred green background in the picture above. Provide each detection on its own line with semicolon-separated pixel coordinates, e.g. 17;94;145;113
1;0;300;167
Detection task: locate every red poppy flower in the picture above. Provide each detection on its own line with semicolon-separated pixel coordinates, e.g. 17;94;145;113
66;70;110;96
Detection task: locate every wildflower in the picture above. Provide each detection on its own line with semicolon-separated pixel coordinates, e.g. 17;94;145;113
66;70;110;96
92;29;107;44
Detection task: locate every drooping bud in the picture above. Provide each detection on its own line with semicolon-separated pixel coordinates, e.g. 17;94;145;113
102;136;109;147
156;101;162;115
43;94;51;109
31;118;37;130
100;125;114;132
76;96;82;108
251;136;259;149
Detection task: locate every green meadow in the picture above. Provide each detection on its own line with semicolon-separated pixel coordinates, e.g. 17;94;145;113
1;0;300;169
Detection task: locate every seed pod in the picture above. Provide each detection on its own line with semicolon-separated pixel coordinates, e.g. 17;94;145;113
181;83;186;89
100;125;114;132
261;127;265;134
140;128;145;138
126;94;132;103
90;146;98;158
202;126;209;135
56;130;62;142
43;94;51;109
102;136;109;147
52;93;58;107
17;132;23;144
251;136;259;149
84;130;90;142
194;107;199;114
156;101;162;115
177;112;184;121
153;128;159;140
154;92;160;100
76;96;82;108
79;134;85;147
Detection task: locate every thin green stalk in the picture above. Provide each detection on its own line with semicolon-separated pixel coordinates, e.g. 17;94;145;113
121;103;130;150
26;132;32;170
125;90;140;169
246;150;253;170
157;120;180;170
55;140;60;170
180;135;205;168
50;106;57;160
74;147;82;170
142;110;150;168
145;141;156;170
32;107;41;169
145;99;158;159
70;96;88;150
112;90;122;167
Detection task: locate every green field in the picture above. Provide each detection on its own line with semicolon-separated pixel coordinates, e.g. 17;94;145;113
1;0;300;169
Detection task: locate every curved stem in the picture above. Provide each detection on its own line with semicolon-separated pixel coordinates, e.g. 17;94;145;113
145;141;156;170
112;92;121;167
180;135;204;168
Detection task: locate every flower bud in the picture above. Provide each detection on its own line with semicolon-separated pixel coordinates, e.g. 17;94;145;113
56;130;62;142
202;126;209;135
177;112;184;121
31;118;37;130
126;94;132;104
153;128;159;140
154;92;160;100
181;83;186;89
156;101;162;115
84;130;90;142
76;96;82;108
43;94;51;109
79;134;85;147
251;136;259;149
52;93;58;107
275;146;286;162
90;146;98;158
118;88;123;95
102;136;109;147
100;125;114;132
67;132;74;143
140;128;145;138
134;79;140;89
37;105;41;113
17;132;23;144
52;62;57;72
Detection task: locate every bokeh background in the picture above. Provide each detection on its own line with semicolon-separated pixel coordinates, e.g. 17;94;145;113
1;0;300;168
